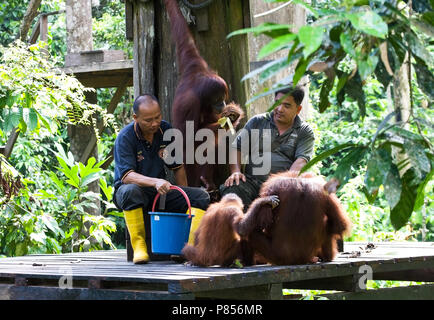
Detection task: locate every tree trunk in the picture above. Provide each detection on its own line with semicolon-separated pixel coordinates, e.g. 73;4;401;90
392;54;411;176
66;0;93;53
4;0;42;160
247;0;309;120
17;0;42;42
65;0;100;215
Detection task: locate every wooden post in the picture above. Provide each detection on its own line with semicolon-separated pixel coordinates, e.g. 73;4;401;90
226;0;251;110
39;14;48;57
188;0;250;109
79;81;128;164
246;0;308;119
154;0;177;122
127;0;251;119
132;0;155;98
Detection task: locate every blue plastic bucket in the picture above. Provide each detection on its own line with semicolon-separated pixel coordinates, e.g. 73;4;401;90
148;186;194;255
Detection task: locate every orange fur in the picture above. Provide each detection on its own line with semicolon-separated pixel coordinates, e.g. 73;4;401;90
182;194;246;266
238;171;352;265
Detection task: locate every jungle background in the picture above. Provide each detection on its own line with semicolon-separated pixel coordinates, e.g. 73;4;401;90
0;0;432;296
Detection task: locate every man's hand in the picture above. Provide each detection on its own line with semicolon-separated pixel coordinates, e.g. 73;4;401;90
224;172;246;187
154;179;172;195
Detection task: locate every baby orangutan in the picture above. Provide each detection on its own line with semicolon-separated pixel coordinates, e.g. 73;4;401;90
182;193;279;267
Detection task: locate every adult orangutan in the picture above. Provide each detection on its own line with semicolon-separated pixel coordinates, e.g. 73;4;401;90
163;0;244;191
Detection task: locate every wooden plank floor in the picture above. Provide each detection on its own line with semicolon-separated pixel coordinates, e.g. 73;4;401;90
0;242;433;299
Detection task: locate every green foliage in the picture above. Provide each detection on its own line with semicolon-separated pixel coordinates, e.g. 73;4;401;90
92;2;133;59
307;76;433;241
0;144;118;256
0;0;27;46
230;0;433;230
0;40;118;139
0;2;131;257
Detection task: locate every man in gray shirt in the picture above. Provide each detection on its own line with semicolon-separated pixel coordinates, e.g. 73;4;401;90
219;85;315;210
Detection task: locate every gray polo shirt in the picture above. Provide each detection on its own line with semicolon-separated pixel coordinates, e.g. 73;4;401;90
232;111;314;182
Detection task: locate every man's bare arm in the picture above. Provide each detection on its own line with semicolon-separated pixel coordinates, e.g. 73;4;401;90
289;158;307;173
122;171;172;194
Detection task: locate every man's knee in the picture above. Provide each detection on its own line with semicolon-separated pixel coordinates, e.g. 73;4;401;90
115;184;148;211
187;187;210;210
219;182;244;197
219;182;257;210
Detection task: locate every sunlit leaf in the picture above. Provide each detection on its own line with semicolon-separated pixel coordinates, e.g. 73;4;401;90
347;9;388;38
298;25;325;58
390;168;419;230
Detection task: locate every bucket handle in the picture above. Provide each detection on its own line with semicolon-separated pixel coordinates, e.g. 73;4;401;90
151;186;192;218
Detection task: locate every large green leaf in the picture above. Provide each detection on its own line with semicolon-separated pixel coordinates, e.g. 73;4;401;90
258;55;296;84
318;74;336;113
41;214;64;237
300;143;358;174
81;172;102;188
334;146;368;186
365;148;392;194
370;111;397;146
298;25;325;58
413;169;434;211
340;32;356;57
241;56;288;83
421;11;434;27
390;168;419;230
336;71;349;94
413;57;434;100
404;139;431;179
3;108;22;132
347;9;388;39
384;163;402;209
227;23;293;39
258;33;297;59
293;56;311;86
357;53;379;80
406;33;434;67
343;73;366;117
28;108;39;131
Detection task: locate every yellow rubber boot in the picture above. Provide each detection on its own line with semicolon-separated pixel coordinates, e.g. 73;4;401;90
124;208;149;264
187;207;205;245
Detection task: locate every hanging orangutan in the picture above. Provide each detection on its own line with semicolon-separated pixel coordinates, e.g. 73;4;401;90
163;0;244;192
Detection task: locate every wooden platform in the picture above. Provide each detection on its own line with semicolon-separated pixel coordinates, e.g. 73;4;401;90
60;59;133;88
0;242;433;300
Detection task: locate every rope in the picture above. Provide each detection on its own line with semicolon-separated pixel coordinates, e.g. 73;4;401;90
180;0;214;10
254;0;294;18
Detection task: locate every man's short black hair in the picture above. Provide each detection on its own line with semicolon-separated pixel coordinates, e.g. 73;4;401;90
275;85;305;106
133;94;159;115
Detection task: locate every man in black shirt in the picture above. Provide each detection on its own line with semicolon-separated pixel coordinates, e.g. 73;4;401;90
113;94;209;264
